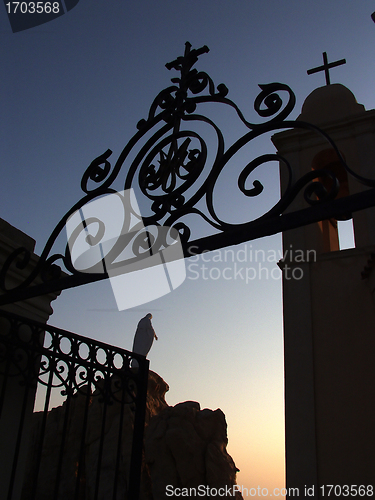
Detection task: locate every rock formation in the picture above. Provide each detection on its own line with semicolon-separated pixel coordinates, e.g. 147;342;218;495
145;400;242;499
21;371;242;499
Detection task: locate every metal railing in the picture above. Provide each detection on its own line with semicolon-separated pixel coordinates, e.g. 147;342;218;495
0;309;149;500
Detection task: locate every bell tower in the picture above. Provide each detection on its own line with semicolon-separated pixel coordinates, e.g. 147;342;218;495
272;82;375;496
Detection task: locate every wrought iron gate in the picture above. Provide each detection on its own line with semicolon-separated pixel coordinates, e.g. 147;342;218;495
1;42;375;308
0;309;149;500
1;41;375;500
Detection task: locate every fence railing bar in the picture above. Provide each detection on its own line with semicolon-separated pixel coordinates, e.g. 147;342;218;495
0;354;11;418
53;373;74;499
113;380;126;500
30;355;56;500
7;378;31;500
127;360;149;499
74;376;92;500
93;379;110;500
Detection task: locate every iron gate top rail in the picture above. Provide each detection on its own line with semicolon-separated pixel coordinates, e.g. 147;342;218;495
1;42;375;305
0;308;148;398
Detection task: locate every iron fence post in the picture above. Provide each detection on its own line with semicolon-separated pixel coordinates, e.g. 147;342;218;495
127;358;149;500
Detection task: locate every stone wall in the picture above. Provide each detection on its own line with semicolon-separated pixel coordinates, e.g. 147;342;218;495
21;371;242;499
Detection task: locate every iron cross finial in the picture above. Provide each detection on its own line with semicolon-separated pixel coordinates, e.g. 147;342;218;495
165;42;209;73
307;52;346;85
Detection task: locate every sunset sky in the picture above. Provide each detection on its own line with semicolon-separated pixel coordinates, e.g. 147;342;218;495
2;1;375;495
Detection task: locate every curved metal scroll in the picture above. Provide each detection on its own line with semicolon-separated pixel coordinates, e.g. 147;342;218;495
1;42;375;304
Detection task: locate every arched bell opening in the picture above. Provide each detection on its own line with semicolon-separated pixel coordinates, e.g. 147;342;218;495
311;148;354;252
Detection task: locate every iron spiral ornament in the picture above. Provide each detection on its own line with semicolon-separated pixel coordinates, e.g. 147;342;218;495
1;41;375;304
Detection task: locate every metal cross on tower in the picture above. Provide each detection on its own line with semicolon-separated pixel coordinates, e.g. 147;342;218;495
307;51;346;85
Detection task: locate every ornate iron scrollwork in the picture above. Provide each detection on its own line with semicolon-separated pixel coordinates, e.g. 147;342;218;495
0;309;146;405
1;42;375;304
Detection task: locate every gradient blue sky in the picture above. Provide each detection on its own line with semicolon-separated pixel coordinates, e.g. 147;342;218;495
2;1;375;495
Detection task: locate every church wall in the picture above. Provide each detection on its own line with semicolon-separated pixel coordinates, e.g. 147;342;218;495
0;219;60;500
310;248;375;486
